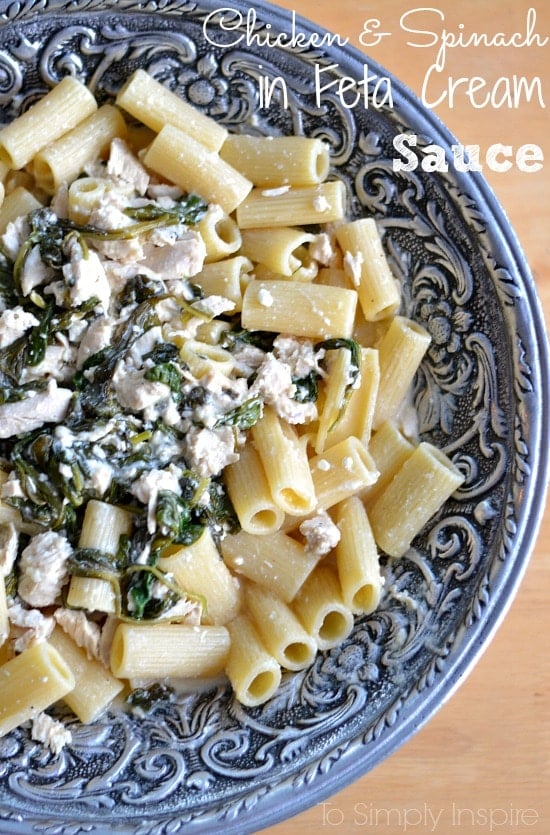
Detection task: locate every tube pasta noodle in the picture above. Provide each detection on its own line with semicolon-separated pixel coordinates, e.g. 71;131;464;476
158;528;241;626
0;642;75;738
336;217;400;321
361;420;416;502
291;564;354;650
225;613;281;707
221;529;322;603
367;442;465;558
116;68;227;152
32;105;128;194
251;406;316;516
220;134;330;187
110;623;230;679
0;186;42;234
323;348;380;450
66;501;133;614
244;583;317;671
143;124;252;214
309;436;379;510
179;339;235;377
373;315;431;429
196;206;242;263
224;442;285;535
48;627;124;724
194;256;253;312
242;279;357;339
236;180;346;228
240;227;314;276
0;77;97;170
334;496;382;614
0;72;465;744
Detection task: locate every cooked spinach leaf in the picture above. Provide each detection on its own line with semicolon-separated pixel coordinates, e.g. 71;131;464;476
122;564;183;620
124;193;208;226
315;337;362;429
127;682;175;716
214;397;262;430
292;370;319;403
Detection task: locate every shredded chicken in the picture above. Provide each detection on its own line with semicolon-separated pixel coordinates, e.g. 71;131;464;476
18;530;72;607
31;712;72;755
54;608;101;661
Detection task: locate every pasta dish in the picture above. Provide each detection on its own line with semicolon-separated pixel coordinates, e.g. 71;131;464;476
0;71;464;754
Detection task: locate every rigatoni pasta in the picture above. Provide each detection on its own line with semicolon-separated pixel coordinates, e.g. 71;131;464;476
336;217;400;321
143;124;252;214
291;564;354;650
0;71;465;749
48;627;124;724
221;529;322;603
110;622;231;679
367;442;465;558
244;583;317;672
334;496;383;614
116;68;227;152
32;104;128;194
0;642;75;737
241;279;358;338
0;76;97;170
251;406;316;516
220;134;330;187
236;180;346;228
225;614;281;707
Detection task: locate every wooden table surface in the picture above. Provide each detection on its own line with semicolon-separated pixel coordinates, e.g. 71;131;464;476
260;1;550;832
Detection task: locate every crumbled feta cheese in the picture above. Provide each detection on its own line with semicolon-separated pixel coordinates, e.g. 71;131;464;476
313;194;330;212
299;510;341;557
261;185;291;197
257;288;274;307
18;530;72;607
86;458;114;495
343;249;364;287
310;232;336;266
250;353;317;424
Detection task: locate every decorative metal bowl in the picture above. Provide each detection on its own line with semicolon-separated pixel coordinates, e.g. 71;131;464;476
0;2;548;833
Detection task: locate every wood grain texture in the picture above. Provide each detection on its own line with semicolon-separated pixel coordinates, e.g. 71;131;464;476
261;1;550;832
